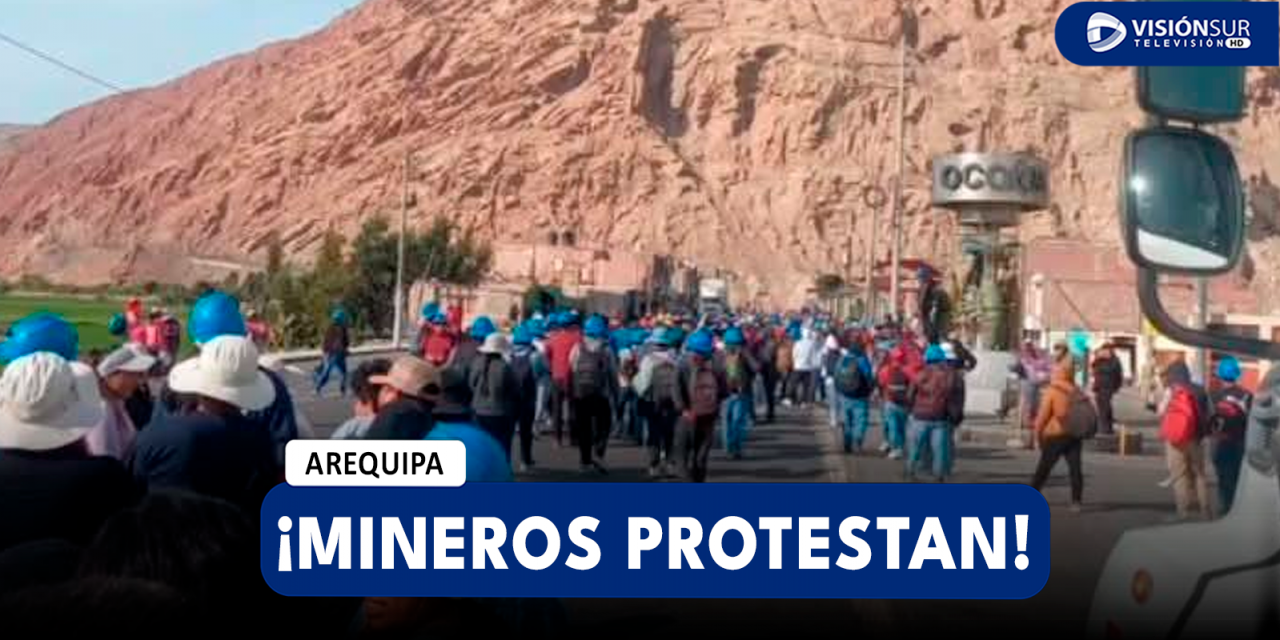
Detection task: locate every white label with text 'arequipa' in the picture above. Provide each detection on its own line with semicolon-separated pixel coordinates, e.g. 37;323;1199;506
285;441;466;487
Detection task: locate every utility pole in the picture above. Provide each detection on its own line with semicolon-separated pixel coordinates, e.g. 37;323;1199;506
889;2;911;322
392;152;412;349
1195;276;1209;385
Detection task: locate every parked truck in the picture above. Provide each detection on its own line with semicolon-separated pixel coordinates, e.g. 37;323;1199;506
698;278;728;317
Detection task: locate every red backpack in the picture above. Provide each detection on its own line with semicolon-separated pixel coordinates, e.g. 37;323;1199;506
423;332;455;367
1161;386;1201;447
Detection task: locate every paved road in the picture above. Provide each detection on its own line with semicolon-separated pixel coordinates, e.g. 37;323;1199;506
279;357;1181;636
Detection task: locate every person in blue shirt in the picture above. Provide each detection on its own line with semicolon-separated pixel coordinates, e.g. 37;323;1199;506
834;332;876;454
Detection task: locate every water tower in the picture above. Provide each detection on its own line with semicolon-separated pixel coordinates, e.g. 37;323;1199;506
931;152;1049;350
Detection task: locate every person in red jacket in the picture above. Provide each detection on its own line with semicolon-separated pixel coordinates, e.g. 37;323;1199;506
877;348;912;460
542;314;583;448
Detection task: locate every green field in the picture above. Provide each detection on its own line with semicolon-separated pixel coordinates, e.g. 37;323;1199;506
0;295;192;359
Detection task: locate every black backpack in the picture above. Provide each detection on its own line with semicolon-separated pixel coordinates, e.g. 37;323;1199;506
647;358;682;413
835;355;871;398
572;344;608;399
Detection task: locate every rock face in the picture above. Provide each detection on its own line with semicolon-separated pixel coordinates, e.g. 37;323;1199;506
1;0;1278;309
0;125;31;153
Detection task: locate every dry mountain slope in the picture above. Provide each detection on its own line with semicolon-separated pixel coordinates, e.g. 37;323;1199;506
2;0;1280;309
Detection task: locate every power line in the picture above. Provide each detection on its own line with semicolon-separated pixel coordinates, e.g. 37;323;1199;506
0;30;133;95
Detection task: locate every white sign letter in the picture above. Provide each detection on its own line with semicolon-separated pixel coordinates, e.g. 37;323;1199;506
836;516;872;571
629;517;662;569
758;517;792;569
798;517;830;569
513;517;561;571
433;517;465;569
383;517;426;569
669;517;705;569
709;517;757;571
909;517;956;569
877;517;910;569
566;517;601;571
961;517;1005;569
299;517;351;570
472;517;508;569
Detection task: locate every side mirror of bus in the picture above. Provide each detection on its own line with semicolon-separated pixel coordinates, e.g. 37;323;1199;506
1124;127;1280;360
1122;127;1244;275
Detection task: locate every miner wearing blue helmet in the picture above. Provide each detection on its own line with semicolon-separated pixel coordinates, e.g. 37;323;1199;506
1210;355;1251;514
152;290;307;475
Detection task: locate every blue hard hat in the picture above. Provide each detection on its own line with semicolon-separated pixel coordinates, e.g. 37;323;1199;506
723;327;745;346
469;316;496;341
421;302;440;320
528;318;547;338
331;308;348;324
513;324;533;346
687;331;714;356
425;423;513;482
0;313;79;363
925;344;947;364
430;311;448;324
107;313;128;337
188;291;246;345
584;315;608;338
1217;356;1242;382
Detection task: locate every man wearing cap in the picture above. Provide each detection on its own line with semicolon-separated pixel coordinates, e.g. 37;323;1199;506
0;351;140;552
364;356;440;441
133;335;278;513
86;343;157;461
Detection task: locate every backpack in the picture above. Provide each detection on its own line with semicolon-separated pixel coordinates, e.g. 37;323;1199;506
473;357;508;412
884;365;910;405
776;342;794;373
647;358;683;413
1213;388;1252;437
1162;385;1201;447
508;352;536;407
911;367;953;420
1062;388;1099;439
424;333;454;367
689;365;721;418
549;335;577;385
571;344;608;399
724;352;747;392
835;355;871;398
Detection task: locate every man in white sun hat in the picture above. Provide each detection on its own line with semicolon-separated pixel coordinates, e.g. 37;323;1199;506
132;335;278;513
85;343;156;462
0;351;140;552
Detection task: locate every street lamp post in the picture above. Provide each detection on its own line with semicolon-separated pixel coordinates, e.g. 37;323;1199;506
888;2;914;322
392;151;412;349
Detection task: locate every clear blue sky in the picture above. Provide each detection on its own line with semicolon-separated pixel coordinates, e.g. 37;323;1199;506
0;0;366;124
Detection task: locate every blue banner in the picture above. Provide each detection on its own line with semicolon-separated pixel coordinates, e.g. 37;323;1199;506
1055;2;1279;66
260;483;1050;599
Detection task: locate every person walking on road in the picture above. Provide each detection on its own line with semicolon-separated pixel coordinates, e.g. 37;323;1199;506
635;328;685;477
470;332;519;463
364;356;441;441
790;327;821;408
681;331;728;482
1159;360;1214;520
568;316;617;475
905;345;963;482
314;309;351;396
720;327;758;460
877;346;913;460
507;324;542;472
835;334;876;454
1209;356;1251;515
1090;343;1124;435
1029;359;1088;511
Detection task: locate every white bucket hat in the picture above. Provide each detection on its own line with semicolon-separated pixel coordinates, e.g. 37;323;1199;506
478;333;510;356
0;353;106;451
168;335;275;412
96;343;157;378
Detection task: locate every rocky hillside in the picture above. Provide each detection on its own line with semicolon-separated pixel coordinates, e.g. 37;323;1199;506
1;0;1278;309
0;124;31;153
